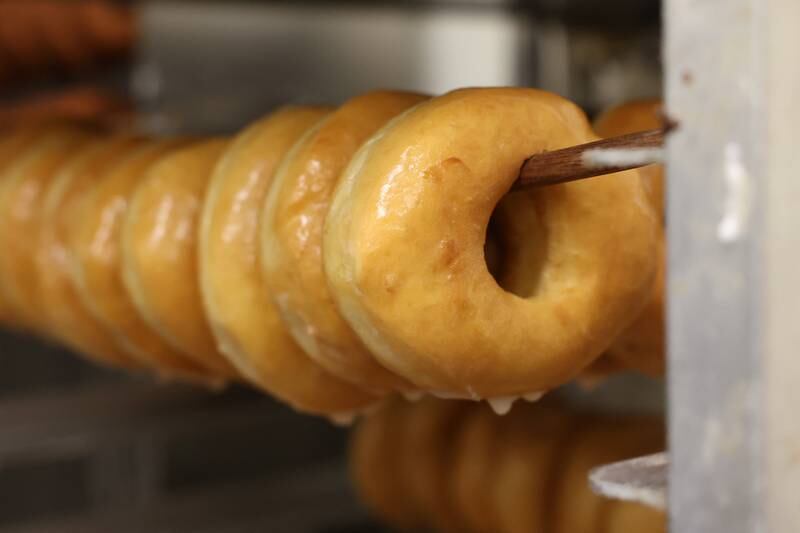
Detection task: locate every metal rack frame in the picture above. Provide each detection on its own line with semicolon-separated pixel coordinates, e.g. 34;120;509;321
666;0;800;531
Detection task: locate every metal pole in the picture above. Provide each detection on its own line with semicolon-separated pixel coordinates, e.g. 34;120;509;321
666;0;800;531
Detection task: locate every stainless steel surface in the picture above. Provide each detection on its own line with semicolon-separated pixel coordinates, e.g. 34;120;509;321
666;0;800;531
589;452;667;510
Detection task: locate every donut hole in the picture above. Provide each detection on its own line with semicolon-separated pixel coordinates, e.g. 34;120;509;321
483;192;549;298
484;215;506;284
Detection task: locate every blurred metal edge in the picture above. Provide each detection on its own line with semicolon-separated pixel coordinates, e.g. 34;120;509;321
589;452;668;510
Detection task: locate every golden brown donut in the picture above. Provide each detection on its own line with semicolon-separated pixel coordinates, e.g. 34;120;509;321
491;406;574;533
594;99;665;377
349;399;423;531
261;90;427;394
604;501;666;533
200;106;378;413
69;139;217;384
0;125;95;332
122;139;238;381
551;416;665;533
594;100;664;218
0;125;59;326
450;404;505;533
324;87;659;399
400;398;468;533
37;137;145;368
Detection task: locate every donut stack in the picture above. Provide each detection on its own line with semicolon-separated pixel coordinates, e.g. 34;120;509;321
350;397;666;533
0;88;664;419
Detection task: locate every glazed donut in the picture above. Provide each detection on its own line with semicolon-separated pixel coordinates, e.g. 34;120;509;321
491;405;573;533
0;125;95;332
349;399;422;531
69;139;217;384
450;404;504;533
0;124;60;327
324;87;659;400
594;100;665;219
122;139;238;380
400;397;468;533
261;90;427;394
594;99;665;377
37;137;146;368
551;416;664;533
200;106;378;413
0;1;134;80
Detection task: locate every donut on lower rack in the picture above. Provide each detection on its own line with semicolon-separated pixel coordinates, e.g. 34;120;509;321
491;405;574;533
349;399;422;531
261;90;427;395
594;99;666;377
69;139;217;384
605;501;667;533
450;403;505;533
551;415;664;533
200;106;378;414
37;136;146;369
122;139;237;382
400;397;469;533
324;87;660;400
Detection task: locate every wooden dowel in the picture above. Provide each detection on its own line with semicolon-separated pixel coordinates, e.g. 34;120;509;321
515;127;667;189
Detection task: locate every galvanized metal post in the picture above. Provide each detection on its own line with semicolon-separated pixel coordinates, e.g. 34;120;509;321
666;1;800;532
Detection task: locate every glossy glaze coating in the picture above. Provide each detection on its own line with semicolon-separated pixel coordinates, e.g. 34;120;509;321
0;125;95;332
200;106;378;412
594;99;665;377
122;138;237;379
70;139;217;385
324;88;659;397
261;90;427;394
594;99;665;220
37;137;143;368
0;125;59;327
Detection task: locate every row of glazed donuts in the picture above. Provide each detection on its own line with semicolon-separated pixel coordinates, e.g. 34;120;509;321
0;0;134;81
350;397;666;533
0;88;664;419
